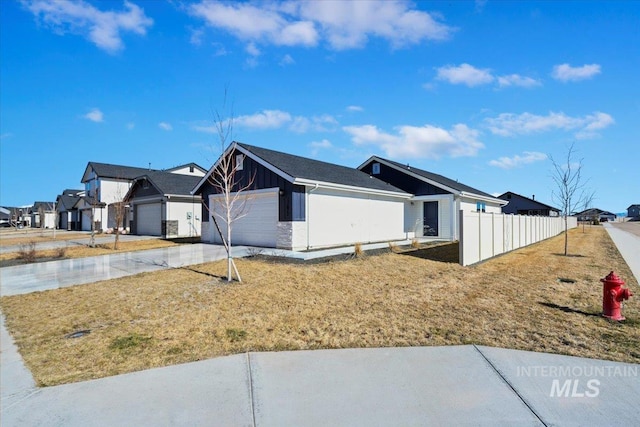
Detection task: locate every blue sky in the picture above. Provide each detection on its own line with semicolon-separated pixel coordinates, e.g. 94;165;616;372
1;1;638;213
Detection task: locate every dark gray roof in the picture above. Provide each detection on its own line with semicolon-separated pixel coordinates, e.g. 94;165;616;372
84;162;156;182
62;188;84;196
237;143;408;194
32;201;55;211
372;157;496;199
57;194;81;211
135;171;202;196
498;191;560;211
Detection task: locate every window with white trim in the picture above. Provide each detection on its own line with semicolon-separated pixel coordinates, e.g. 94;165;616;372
236;154;244;171
372;163;381;174
476;202;486;212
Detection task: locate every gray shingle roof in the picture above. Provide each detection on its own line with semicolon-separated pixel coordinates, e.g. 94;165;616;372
84;162;155;182
498;191;560;211
136;171;202;196
237;143;408;194
57;194;81;210
374;157;496;199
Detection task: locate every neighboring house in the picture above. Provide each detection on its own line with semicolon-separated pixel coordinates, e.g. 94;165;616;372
575;208;617;222
627;204;640;219
498;192;560;217
56;189;85;230
0;207;10;226
358;156;507;240
4;206;31;227
31;201;56;228
125;171;203;238
80;162;206;232
193;142;412;250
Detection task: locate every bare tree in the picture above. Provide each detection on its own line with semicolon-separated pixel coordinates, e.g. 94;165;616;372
111;181;129;250
550;142;588;255
204;95;254;282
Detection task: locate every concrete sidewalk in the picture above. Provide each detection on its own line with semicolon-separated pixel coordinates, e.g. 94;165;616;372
603;223;640;283
2;340;638;426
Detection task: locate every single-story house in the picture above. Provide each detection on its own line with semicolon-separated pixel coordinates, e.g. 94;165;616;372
125;171;203;238
56;189;85;230
193;142;412;250
498;192;560;217
575;208;617;222
358;156;507;240
31;201;56;228
627;204;640;219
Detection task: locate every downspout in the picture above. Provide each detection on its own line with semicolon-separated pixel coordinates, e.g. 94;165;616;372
306;183;319;250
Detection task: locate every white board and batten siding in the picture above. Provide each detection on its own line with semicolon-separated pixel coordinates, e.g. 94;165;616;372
136;203;162;236
208;188;279;247
307;188;405;249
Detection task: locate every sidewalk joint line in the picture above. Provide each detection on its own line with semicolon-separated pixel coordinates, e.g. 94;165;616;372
473;345;548;427
246;352;257;427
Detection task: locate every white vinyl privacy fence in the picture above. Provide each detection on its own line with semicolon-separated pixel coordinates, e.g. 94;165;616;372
459;211;578;266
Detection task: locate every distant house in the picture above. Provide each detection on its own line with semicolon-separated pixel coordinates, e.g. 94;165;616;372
125;171;203;238
193;142;411;250
0;207;10;226
80;162;206;232
498;192;560;217
575;208;616;222
628;204;640;219
31;201;56;228
358;156;507;240
56;189;85;230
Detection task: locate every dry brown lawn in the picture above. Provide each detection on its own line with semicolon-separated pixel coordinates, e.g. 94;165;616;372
0;232;88;247
1;226;638;387
0;239;180;265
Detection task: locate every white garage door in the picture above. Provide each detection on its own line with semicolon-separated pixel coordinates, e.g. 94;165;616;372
210;190;278;247
137;203;162;236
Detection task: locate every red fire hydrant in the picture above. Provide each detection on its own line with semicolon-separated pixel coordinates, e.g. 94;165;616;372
600;271;633;321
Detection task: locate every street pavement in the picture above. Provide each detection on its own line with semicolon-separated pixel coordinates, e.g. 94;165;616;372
1;228;638;425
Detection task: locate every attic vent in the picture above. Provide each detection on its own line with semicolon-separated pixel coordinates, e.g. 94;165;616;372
143;179;149;189
236;154;244;171
372;163;380;175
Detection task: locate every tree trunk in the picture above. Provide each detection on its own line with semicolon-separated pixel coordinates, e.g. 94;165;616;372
564;215;568;256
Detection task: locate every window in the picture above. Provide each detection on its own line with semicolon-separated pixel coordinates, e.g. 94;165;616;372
372;163;381;174
236;154;244;171
476;202;486;212
189;166;194;173
143;179;149;189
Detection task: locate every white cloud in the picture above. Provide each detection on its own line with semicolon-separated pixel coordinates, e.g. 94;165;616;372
343;123;484;159
158;122;173;131
347;105;364;112
189;0;453;52
189;27;204;46
552;63;601;82
279;54;295;66
497;74;541;88
309;139;333;155
489;151;547;169
436;63;494;87
83;108;104;122
189;1;318;48
235;110;292;129
192;110;338;133
289;114;338;133
485;111;614;138
22;0;153;54
245;42;261;56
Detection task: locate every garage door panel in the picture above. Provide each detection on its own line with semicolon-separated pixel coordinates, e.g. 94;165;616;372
137;203;162;236
210;191;277;247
